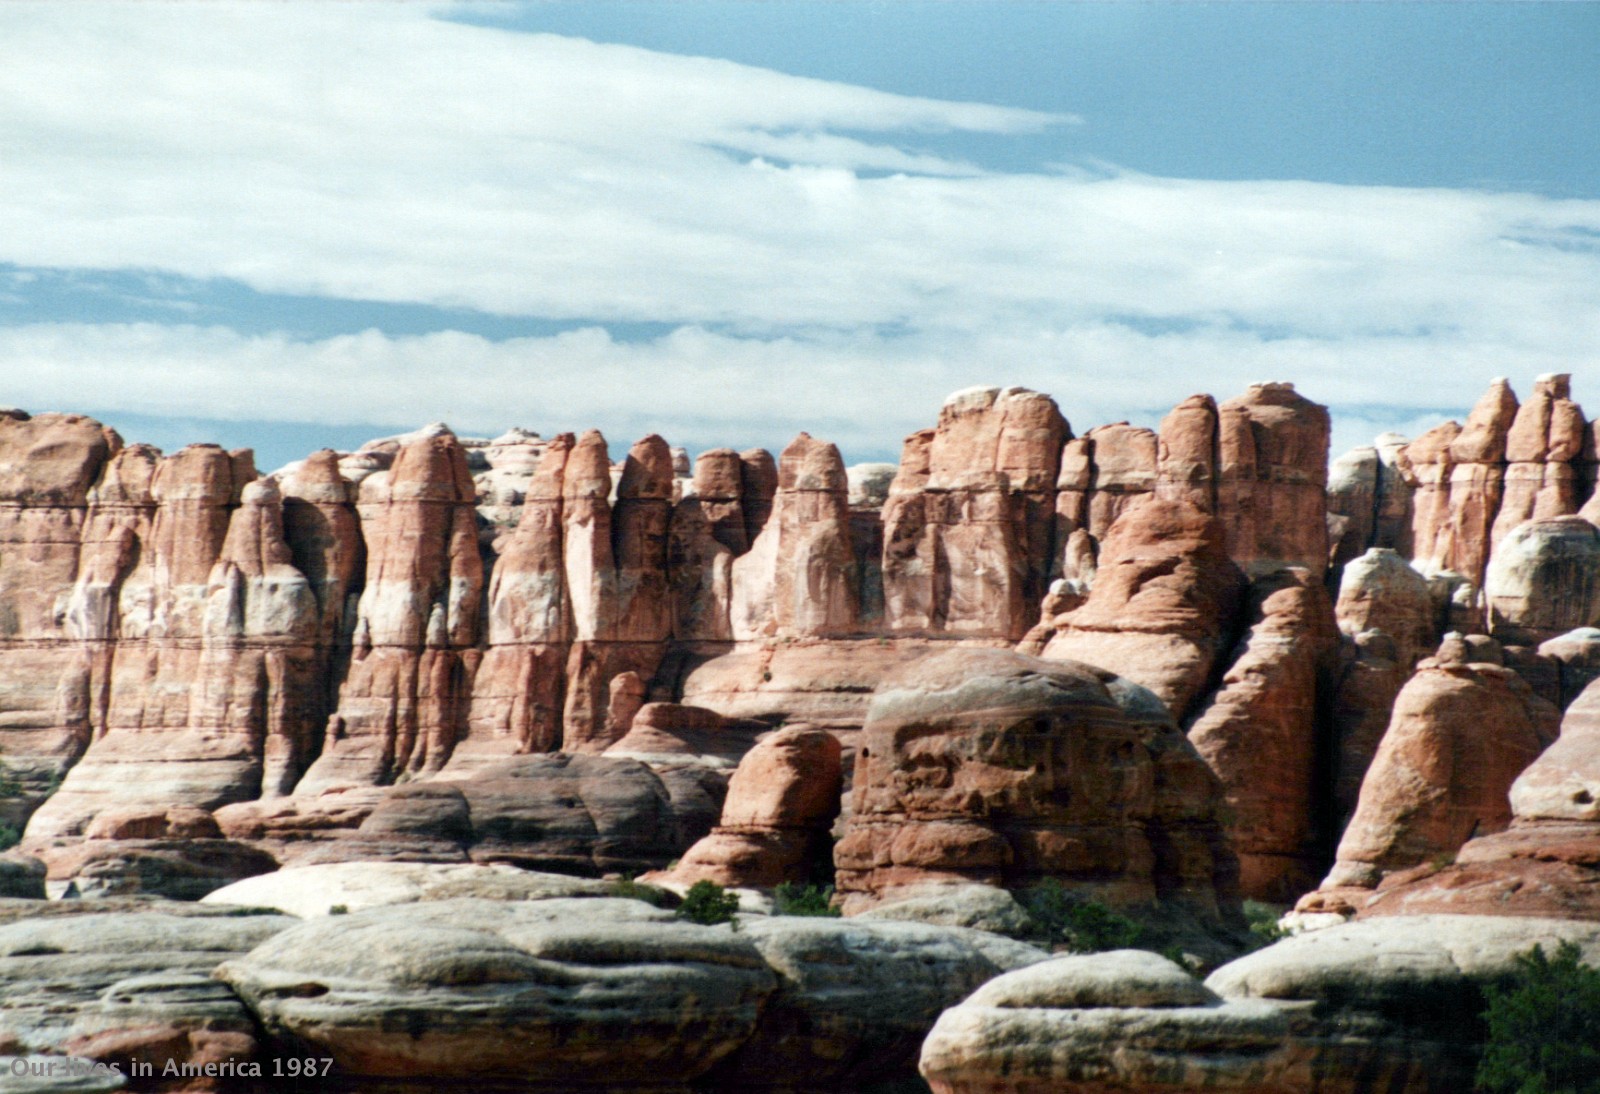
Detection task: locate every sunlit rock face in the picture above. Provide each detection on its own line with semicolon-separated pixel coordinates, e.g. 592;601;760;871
1038;498;1247;721
1298;634;1561;918
833;647;1239;931
3;373;1597;911
1350;673;1600;921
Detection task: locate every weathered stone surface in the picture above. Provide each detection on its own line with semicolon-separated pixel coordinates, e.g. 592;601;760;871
1303;636;1560;915
854;881;1035;937
201;861;627;917
214;753;713;876
732;433;857;641
835;647;1237;930
22;441;344;848
35;838;277;901
1186;568;1339;901
1405;419;1463;576
1210;911;1600;1000
650;725;841;890
1216;382;1331;578
1348;674;1600;920
1154;395;1220;515
1041;498;1246;720
0;907;293;1079
1079;422;1158;541
1328;629;1409;823
924;917;1600;1094
921;951;1290;1094
706;916;1047;1090
560;432;675;753
1540;626;1600;708
971;948;1217;1010
215;898;776;1089
883;387;1066;639
297;430;482;792
674;639;936;737
455;434;572;765
0;413;120;825
1335;548;1438;670
1492;373;1587;549
1327;444;1379;566
1327;433;1416;568
601;702;746;768
1484;514;1600;643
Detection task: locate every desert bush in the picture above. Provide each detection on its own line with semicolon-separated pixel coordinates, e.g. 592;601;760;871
1476;940;1600;1094
1019;880;1144;952
773;882;841;917
1243;900;1289;950
608;877;674;908
676;880;741;927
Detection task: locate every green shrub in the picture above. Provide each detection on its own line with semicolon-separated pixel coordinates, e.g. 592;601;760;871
0;823;18;852
0;753;22;798
773;882;840;917
328;904;349;915
609;877;673;908
1243;900;1289;950
676;880;741;927
1477;940;1600;1094
1019;881;1144;952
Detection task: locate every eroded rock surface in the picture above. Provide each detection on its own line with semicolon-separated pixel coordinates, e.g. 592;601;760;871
834;647;1239;938
922;916;1600;1094
1302;636;1559;916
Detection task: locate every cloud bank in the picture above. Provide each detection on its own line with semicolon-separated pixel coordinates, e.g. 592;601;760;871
3;2;1597;466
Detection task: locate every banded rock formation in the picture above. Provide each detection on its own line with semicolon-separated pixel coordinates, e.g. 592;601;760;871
834;647;1240;939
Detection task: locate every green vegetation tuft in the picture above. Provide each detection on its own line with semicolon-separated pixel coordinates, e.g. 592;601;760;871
328;904;349;915
773;882;840;917
1018;880;1145;953
0;751;22;798
608;877;673;908
0;823;18;852
1243;900;1289;951
675;880;741;927
1476;940;1600;1094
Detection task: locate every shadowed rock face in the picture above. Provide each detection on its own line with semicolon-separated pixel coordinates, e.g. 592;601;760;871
1186;568;1340;902
834;647;1239;928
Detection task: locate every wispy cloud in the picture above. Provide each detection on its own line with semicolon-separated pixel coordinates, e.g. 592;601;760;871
1;3;1597;466
7;320;1589;469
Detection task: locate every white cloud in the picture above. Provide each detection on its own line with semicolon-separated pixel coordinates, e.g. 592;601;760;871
6;321;1591;470
1;3;1597;467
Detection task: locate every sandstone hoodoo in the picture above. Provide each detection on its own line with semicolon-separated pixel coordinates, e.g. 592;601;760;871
834;647;1241;945
2;374;1600;1090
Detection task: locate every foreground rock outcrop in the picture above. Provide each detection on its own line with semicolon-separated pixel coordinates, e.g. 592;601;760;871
922;915;1600;1094
212;895;1046;1091
648;724;842;891
0;902;294;1082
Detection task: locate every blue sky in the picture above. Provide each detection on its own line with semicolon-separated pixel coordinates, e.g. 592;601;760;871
3;1;1597;471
